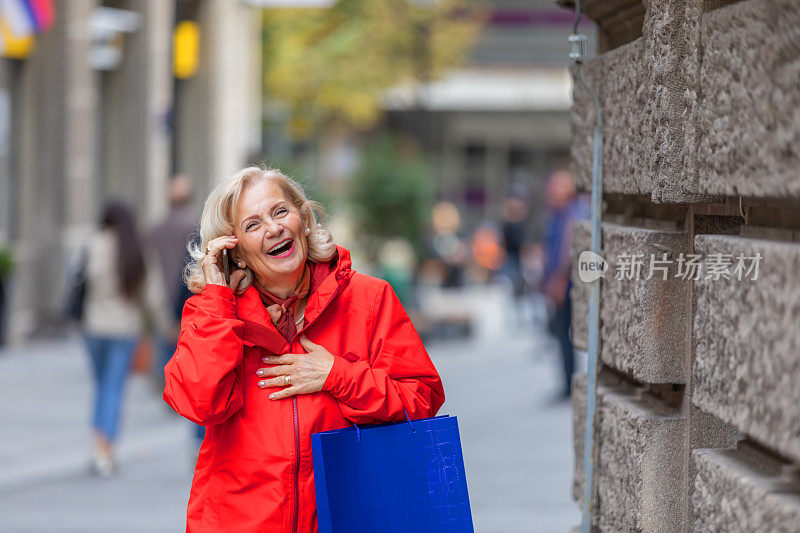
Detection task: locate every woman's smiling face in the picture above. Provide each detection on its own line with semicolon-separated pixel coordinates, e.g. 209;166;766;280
233;179;308;294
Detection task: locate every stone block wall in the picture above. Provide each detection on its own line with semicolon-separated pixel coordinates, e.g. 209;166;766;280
693;235;800;464
692;445;800;532
566;0;800;530
572;374;688;530
570;0;800;202
571;221;690;383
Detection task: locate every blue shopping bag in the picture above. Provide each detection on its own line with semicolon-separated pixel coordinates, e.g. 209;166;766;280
312;415;473;533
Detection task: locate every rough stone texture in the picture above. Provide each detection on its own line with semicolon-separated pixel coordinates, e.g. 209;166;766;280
689;0;800;198
565;1;800;530
569;62;594;195
570;377;686;530
642;0;710;203
595;382;686;532
571;38;647;195
600;222;690;383
686;405;742;526
692;444;800;532
572;373;588;505
570;221;690;383
572;376;740;522
693;234;800;463
570;0;800;202
687;405;741;455
570;222;591;351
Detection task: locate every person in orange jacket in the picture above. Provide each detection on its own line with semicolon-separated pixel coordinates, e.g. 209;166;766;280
163;167;445;532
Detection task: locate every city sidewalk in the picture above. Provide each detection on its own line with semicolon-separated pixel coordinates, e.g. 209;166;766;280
0;334;193;532
0;285;580;532
430;285;581;532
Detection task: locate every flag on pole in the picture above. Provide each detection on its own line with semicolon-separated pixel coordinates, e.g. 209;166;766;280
2;0;35;38
0;17;34;58
27;0;55;32
0;0;55;57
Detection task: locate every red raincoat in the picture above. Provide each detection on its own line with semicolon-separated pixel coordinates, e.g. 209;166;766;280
164;245;445;532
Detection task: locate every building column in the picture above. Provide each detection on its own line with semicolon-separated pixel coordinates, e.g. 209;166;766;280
177;0;261;204
142;0;174;225
98;0;172;224
440;140;462;204
2;0;89;340
63;0;98;246
484;143;507;217
206;0;261;182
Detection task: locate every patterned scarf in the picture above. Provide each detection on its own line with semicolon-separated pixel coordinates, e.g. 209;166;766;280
255;257;335;341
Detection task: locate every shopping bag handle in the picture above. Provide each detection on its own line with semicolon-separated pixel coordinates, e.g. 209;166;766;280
354;409;415;441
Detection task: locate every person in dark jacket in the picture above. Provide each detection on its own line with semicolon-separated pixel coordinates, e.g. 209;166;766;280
147;175;198;381
541;170;589;400
163;167;444;532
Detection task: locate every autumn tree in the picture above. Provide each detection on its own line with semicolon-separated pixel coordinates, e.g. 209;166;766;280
262;0;484;137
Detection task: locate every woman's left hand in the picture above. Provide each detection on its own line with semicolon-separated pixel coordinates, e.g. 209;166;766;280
256;336;335;400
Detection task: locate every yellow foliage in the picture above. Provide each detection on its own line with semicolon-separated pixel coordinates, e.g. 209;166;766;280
263;0;485;136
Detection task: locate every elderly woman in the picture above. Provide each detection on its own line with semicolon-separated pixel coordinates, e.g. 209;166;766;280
163;167;444;532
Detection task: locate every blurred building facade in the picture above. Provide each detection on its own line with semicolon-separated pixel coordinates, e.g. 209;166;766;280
383;0;597;235
0;0;261;342
567;0;800;530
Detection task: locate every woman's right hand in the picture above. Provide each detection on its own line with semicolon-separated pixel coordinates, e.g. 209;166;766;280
201;236;246;290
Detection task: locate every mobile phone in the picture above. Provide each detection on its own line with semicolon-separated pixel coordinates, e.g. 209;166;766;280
222;248;230;285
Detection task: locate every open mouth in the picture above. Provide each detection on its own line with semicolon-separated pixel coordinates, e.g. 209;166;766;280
267;238;293;256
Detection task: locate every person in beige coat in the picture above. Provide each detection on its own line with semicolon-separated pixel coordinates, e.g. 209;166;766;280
83;201;162;475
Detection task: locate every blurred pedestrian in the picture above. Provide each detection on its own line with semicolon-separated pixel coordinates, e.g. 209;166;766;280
501;196;529;321
429;201;467;287
147;175;198;384
147;176;206;448
471;224;505;281
82;201;155;475
541;170;588;401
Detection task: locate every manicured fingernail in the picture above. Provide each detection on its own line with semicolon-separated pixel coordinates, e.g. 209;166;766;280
258;380;266;387
262;357;269;363
269;394;276;400
256;369;264;376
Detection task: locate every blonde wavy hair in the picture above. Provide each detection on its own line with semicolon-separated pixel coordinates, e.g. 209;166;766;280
185;167;335;294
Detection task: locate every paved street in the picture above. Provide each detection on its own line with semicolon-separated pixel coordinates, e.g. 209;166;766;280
0;285;580;532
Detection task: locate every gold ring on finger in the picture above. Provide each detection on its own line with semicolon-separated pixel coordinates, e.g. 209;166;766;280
283;375;291;386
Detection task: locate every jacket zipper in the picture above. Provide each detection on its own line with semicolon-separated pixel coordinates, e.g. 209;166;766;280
291;276;349;533
292;395;300;533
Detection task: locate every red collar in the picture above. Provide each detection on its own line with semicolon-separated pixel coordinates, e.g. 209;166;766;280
235;245;355;350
